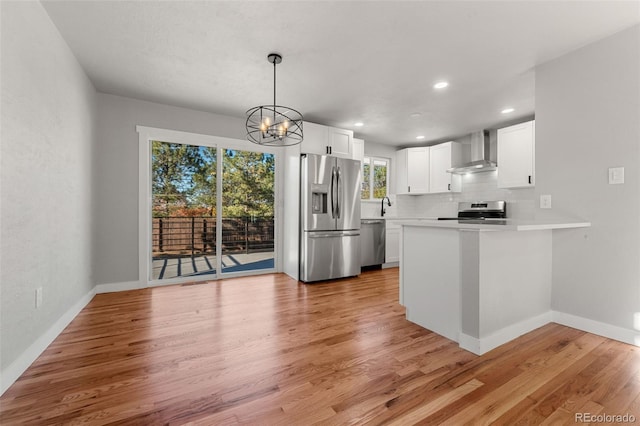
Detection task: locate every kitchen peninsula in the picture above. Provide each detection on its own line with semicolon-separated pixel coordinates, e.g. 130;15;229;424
398;218;591;355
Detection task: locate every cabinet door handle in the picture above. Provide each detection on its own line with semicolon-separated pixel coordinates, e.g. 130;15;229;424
528;175;532;184
408;185;411;193
448;183;451;191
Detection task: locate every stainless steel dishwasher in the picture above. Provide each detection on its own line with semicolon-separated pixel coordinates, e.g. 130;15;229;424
360;219;385;267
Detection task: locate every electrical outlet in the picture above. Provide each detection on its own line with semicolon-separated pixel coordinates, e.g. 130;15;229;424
35;287;43;308
608;167;624;184
540;194;552;209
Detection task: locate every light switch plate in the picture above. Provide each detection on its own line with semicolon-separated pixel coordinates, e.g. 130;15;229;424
608;167;624;184
540;194;552;209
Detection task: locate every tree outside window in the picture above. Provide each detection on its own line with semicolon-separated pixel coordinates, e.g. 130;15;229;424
361;156;389;200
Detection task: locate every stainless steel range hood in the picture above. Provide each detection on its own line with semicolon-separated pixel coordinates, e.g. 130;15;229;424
447;130;496;174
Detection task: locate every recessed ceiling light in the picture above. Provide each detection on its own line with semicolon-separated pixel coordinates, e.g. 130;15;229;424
354;122;364;127
501;107;515;114
434;81;449;89
416;135;425;140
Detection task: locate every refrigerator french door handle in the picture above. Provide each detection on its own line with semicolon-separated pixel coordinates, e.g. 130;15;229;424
336;166;342;219
330;166;337;218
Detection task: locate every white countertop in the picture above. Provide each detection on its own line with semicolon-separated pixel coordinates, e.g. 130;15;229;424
396;218;591;231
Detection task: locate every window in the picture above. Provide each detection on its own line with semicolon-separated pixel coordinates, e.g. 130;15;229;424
361;156;389;200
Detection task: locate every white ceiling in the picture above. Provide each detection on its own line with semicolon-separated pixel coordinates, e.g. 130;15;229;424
42;1;640;146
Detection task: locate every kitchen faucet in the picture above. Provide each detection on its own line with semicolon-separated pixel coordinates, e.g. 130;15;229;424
381;196;391;217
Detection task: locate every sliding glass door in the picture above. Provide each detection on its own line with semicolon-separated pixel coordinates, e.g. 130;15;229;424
151;141;217;280
149;140;275;282
221;149;275;274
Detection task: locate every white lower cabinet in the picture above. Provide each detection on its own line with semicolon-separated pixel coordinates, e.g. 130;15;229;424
385;220;400;263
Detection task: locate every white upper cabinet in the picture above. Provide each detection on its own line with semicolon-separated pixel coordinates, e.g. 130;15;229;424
429;142;463;193
396;147;430;194
352;137;365;164
301;122;329;156
328;127;353;158
301;122;354;159
497;120;535;188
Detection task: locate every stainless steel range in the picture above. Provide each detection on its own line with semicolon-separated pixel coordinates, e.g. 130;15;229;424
438;201;507;223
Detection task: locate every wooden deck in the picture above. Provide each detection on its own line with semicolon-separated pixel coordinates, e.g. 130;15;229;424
152;252;275;279
1;268;639;424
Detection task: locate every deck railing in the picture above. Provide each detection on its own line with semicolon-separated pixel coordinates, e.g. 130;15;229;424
152;216;274;257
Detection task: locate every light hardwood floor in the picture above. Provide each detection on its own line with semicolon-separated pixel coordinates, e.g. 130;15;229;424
1;268;639;425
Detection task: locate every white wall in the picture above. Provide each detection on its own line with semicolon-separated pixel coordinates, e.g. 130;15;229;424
94;94;246;285
0;1;97;388
536;25;640;332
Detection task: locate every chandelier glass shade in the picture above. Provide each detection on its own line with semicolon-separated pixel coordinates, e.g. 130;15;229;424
246;53;303;146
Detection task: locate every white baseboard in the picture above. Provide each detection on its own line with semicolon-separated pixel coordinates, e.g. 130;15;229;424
552;311;639;347
1;287;97;396
457;311;640;356
459;311;553;355
457;333;482;355
382;262;399;269
95;280;141;294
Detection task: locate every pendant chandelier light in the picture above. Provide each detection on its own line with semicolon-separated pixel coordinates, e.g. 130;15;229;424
246;53;304;146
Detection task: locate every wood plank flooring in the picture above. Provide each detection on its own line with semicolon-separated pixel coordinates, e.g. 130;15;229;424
2;268;640;425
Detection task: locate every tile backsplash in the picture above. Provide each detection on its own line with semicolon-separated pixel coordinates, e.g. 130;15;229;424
392;170;535;219
361;195;398;218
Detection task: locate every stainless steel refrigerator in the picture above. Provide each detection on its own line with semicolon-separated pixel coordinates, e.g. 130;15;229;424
300;153;361;282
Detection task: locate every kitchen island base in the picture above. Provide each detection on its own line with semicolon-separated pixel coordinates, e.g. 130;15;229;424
400;222;586;355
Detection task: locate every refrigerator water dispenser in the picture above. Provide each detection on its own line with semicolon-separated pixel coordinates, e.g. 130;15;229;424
312;192;328;214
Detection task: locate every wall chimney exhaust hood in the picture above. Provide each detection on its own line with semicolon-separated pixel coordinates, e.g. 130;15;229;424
447;130;496;174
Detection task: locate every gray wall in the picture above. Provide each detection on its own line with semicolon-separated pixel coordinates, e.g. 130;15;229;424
536;25;640;330
94;93;246;285
1;2;97;372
